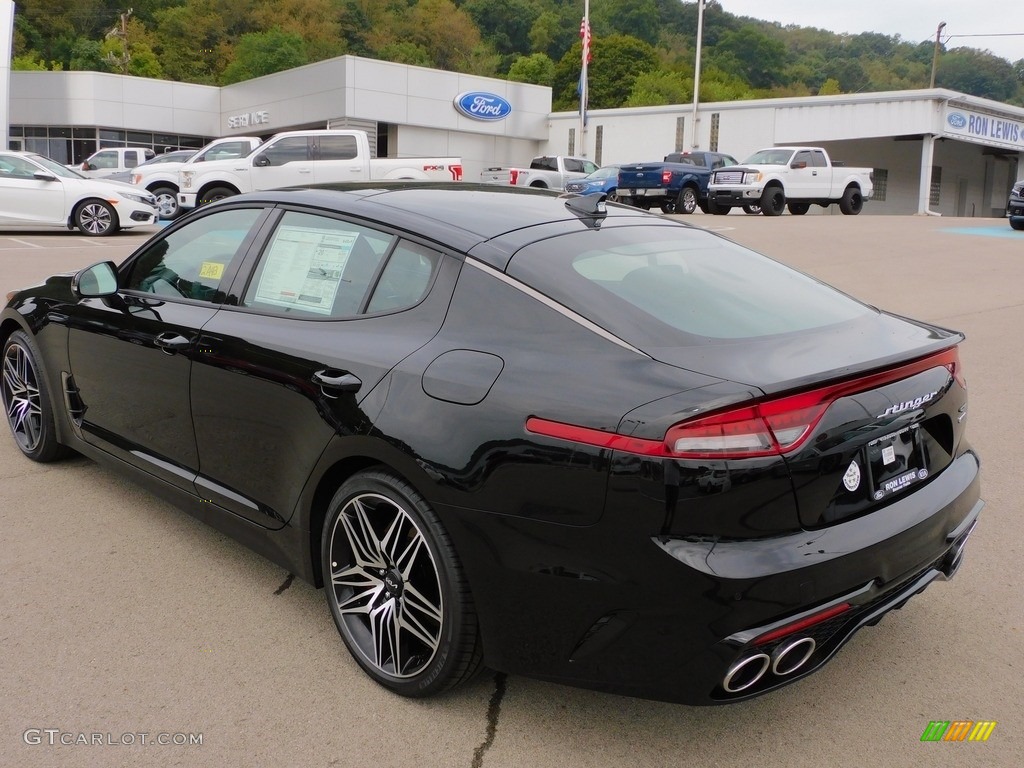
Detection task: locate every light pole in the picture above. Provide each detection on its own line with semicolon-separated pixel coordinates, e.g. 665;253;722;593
691;0;705;148
930;21;946;89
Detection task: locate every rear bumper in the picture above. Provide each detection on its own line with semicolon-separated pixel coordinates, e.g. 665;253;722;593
442;448;982;704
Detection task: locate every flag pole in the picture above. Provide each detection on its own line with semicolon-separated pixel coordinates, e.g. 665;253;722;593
691;0;704;148
580;0;590;157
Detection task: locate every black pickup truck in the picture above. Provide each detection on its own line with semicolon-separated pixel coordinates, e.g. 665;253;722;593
616;151;739;214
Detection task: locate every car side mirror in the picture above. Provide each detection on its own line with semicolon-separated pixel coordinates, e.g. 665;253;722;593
32;171;57;182
72;262;119;297
82;162;96;171
253;154;271;167
791;161;807;170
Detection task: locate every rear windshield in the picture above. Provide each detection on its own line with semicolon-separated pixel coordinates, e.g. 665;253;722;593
505;225;872;345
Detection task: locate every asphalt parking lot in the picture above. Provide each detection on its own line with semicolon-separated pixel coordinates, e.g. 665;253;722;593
1;213;1021;768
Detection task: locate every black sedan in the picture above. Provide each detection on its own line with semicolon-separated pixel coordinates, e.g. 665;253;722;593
1;184;982;704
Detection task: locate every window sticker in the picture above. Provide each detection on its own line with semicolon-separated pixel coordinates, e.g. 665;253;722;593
252;225;357;315
199;262;225;281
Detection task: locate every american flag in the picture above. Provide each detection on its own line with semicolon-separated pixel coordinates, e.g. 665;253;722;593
580;17;592;64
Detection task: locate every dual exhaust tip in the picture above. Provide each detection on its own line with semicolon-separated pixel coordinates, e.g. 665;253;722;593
722;636;817;694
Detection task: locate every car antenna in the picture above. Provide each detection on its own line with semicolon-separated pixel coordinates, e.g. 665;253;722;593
561;191;607;224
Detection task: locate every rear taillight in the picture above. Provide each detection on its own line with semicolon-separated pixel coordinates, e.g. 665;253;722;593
450;164;463;181
661;170;673;184
527;346;963;460
509;169;519;185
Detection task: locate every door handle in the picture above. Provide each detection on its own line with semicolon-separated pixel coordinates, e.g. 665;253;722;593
313;369;361;396
154;332;191;354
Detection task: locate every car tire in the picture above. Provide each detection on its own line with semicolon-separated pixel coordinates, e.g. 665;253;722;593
677;186;698;215
1010;218;1024;230
606;189;619;203
322;468;483;697
198;186;237;206
742;204;761;215
74;199;119;236
839;186;864;215
707;197;729;215
760;188;785;217
787;202;810;216
660;199;677;214
151;185;181;219
1;330;71;462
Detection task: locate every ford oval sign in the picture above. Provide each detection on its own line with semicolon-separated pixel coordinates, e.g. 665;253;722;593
947;112;968;129
454;92;512;122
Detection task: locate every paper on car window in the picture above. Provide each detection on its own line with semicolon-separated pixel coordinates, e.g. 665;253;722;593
253;225;357;314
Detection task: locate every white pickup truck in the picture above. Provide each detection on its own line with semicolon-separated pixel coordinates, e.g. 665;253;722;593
71;146;155;179
480;155;598;190
130;137;263;219
707;147;873;216
178;129;463;210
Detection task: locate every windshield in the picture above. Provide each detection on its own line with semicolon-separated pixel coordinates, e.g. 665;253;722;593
743;149;795;166
588;166;620;180
29;154;87;179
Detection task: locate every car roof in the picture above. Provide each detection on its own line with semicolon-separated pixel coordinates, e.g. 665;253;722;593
219;182;675;269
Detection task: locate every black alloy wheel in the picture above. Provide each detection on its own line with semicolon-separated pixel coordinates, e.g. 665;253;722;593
760;188;786;217
199;186;237;206
787;202;810;216
322;469;483;696
1;331;68;462
839;187;864;215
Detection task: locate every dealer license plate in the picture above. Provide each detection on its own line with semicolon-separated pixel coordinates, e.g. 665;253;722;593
865;424;928;501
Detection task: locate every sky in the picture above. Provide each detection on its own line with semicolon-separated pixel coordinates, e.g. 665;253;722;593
715;1;1023;64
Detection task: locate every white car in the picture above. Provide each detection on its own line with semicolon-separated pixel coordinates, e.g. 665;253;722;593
0;150;158;236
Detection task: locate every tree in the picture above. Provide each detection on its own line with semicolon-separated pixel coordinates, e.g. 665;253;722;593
221;27;309;84
625;70;691;107
710;25;786;89
12;54;50;71
592;0;661;46
507;53;555;87
553;34;658;111
252;0;345;62
817;78;841;95
936;48;1018;102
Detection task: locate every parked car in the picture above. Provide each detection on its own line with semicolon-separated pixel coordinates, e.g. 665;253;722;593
1;184;981;705
707;146;874;216
70;146;155;179
480;155;598;190
0;150;158;235
617;151;739;214
1006;181;1024;229
563;164;622;200
129;138;264;220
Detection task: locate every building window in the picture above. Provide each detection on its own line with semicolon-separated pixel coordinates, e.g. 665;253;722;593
675;117;685;152
872;169;888;202
595;125;603;166
930;166;942;207
710;113;720;152
568;128;576;156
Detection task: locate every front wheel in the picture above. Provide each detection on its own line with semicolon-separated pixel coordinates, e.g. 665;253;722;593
1010;217;1024;230
322;469;483;697
151;185;181;219
2;330;70;462
606;189;619;203
839;186;864;215
198;186;237;206
760;187;786;217
74;200;119;236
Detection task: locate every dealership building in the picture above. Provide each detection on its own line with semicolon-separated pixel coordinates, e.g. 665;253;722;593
4;14;1024;218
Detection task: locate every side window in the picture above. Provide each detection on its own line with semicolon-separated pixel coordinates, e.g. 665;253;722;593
123;208;263;302
811;151;829;168
317;135;358;160
794;151;813;167
366;241;441;313
242;211;393;317
563;158;583;173
125;150;140;167
90;151;118;169
1;156;42;179
259;137;309;166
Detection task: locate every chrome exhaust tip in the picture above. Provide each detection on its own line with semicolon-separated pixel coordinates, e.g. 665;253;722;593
722;652;770;693
770;636;816;676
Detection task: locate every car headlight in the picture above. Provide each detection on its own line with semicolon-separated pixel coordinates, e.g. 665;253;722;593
743;171;762;184
117;191;156;206
180;171;194;190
